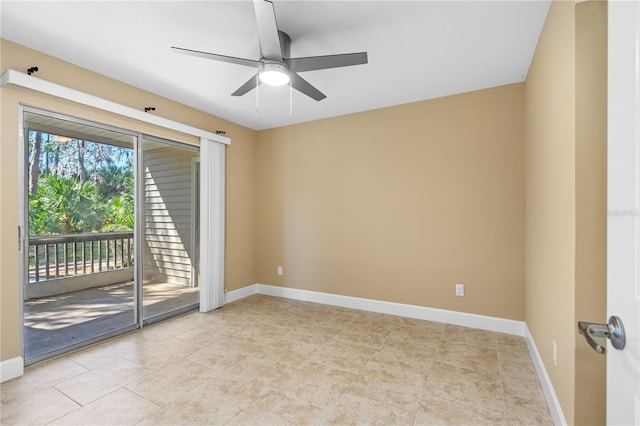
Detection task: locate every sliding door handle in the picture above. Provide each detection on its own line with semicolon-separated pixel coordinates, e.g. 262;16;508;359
578;316;626;354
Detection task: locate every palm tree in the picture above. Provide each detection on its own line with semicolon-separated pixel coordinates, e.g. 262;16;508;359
31;175;104;234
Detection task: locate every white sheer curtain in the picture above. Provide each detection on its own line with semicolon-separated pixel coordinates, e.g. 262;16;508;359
199;138;225;311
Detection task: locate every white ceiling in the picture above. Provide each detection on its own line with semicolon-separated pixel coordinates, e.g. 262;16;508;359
1;1;550;131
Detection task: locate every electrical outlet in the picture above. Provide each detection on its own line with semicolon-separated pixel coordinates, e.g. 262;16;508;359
455;283;465;297
277;266;283;276
552;340;558;367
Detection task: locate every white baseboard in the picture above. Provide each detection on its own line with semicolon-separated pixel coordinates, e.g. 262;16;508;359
225;284;258;304
257;283;526;335
228;283;525;336
0;356;24;383
524;326;567;426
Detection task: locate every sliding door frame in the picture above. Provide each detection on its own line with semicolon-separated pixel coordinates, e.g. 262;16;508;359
19;105;142;365
139;134;201;326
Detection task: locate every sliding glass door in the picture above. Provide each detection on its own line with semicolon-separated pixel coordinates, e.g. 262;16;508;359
22;108;139;362
21;109;201;363
140;136;200;323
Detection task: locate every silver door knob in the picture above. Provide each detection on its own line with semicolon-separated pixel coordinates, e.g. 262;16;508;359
578;316;626;354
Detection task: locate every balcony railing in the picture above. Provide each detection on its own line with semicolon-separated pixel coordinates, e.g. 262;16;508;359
28;232;134;283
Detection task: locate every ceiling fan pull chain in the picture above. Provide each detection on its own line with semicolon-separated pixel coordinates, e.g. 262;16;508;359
289;81;293;117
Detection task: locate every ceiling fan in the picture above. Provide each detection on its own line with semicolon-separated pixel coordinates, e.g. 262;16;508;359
171;0;368;101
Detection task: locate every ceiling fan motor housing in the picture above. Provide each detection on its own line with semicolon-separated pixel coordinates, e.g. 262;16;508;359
259;62;290;86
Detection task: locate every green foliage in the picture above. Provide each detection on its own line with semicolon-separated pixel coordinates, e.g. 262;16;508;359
102;177;135;232
97;164;133;197
30;175;104;234
28;130;134;235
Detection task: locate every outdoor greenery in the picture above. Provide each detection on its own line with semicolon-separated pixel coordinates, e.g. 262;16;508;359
28;130;134;235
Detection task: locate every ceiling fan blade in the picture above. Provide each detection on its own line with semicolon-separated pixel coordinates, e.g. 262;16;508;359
290;73;326;101
171;46;261;69
231;73;261;97
286;52;368;73
253;0;283;61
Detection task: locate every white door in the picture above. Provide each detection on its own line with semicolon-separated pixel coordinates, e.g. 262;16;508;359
607;1;640;425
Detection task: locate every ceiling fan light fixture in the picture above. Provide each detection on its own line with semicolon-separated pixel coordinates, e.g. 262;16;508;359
259;62;290;86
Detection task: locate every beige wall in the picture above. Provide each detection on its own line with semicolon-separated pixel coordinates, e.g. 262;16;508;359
0;39;258;361
525;1;609;424
257;84;525;320
575;1;607;424
525;2;576;423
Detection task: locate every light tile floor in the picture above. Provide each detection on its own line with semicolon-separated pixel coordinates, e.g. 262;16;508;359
1;294;554;425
